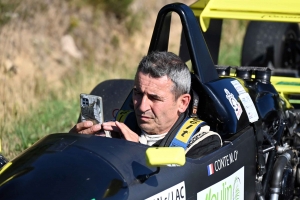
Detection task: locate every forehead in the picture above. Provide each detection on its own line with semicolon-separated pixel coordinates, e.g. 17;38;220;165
134;72;174;94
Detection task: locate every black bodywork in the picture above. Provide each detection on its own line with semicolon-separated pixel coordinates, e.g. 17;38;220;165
0;130;256;199
0;3;300;200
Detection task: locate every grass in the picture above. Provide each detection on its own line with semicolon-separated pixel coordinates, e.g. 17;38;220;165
2;82;80;158
218;20;248;66
1;58;136;159
13;99;79;152
219;42;242;66
70;0;134;19
0;0;20;26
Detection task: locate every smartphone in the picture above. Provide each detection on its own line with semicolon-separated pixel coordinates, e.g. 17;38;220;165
80;93;104;125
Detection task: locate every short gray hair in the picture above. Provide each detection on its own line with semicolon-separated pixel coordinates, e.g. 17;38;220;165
136;51;191;99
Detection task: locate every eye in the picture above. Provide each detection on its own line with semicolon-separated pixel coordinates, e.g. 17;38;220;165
148;94;161;101
133;89;143;97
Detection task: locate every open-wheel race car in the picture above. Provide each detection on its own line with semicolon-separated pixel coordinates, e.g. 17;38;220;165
1;2;300;200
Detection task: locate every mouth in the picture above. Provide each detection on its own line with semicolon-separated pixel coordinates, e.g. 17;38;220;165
137;114;153;121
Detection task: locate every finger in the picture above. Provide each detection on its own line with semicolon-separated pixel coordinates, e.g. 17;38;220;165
115;121;139;142
69;121;91;133
69;121;101;134
80;123;102;134
74;121;93;132
102;121;120;132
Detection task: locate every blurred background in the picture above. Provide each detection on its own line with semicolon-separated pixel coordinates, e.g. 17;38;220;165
0;0;246;159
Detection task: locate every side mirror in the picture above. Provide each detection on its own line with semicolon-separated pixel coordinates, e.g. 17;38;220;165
145;147;186;167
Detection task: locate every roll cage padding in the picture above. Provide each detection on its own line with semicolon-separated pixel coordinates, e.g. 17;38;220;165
147;3;219;84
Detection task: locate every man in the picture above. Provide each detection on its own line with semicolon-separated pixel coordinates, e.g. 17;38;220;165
70;51;222;158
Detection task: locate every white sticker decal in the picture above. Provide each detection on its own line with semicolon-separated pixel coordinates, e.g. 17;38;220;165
197;167;244;200
239;93;259;123
231;80;246;95
146;181;186;200
224;89;242;120
230;80;259;123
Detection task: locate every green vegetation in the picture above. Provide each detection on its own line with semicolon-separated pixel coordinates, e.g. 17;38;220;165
0;0;20;26
218;20;247;66
126;12;144;34
66;16;80;33
102;0;134;19
111;35;120;48
13;99;78;152
70;0;134;19
219;42;241;66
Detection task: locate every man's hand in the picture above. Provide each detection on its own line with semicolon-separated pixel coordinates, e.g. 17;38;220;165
102;121;139;143
69;121;139;143
69;121;102;135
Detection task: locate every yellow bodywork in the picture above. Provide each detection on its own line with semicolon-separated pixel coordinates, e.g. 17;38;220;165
190;0;300;32
146;147;186;167
271;76;300;106
0;162;12;175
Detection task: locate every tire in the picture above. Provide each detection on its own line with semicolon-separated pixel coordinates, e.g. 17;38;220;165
241;21;300;70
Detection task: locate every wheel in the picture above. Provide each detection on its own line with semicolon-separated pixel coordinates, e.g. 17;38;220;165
241;21;300;70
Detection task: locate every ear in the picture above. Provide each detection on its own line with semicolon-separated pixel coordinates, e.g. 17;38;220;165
177;93;191;113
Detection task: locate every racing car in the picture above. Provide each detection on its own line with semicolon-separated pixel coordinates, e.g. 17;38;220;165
188;0;300;77
0;2;300;200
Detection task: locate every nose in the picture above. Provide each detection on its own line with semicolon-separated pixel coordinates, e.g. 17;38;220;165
136;95;150;113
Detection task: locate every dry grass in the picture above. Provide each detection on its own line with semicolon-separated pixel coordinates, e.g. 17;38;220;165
0;0;196;159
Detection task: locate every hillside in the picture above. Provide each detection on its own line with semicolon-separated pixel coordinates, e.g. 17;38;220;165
0;0;195;110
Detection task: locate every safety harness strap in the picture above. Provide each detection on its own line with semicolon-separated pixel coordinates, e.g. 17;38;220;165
190;89;200;118
115;110;133;123
169;118;206;149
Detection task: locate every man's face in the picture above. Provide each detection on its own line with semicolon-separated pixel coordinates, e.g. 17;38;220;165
133;72;189;135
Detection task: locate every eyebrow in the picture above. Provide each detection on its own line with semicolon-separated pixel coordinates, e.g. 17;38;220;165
149;93;162;100
133;87;163;100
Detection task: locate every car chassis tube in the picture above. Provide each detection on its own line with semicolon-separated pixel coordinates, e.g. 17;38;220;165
270;150;293;200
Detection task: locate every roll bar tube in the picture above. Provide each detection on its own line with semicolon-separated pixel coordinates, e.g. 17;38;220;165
148;3;219;84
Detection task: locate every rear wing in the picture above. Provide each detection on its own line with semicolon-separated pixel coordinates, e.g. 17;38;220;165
271;76;300;107
190;0;300;32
